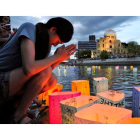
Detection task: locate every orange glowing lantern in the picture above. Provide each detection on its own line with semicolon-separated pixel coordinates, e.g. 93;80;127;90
38;83;63;106
119;118;140;124
130;66;133;70
49;91;81;124
60;95;99;124
93;77;108;95
97;90;125;108
71;80;90;96
92;66;95;69
74;104;132;124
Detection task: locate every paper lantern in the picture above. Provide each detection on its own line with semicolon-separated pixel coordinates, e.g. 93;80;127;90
49;91;81;124
92;66;95;70
119;118;140;124
98;66;101;70
132;87;140;117
87;67;91;71
38;83;63;106
74;104;132;124
133;68;137;73
97;90;125;108
124;66;127;70
115;66;119;70
72;80;90;96
60;95;99;124
93;77;108;95
130;66;133;70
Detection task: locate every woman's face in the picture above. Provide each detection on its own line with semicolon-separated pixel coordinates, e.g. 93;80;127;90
48;27;63;47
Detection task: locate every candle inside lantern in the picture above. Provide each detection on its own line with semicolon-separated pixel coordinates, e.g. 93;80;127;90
49;91;81;124
74;104;132;124
72;80;90;96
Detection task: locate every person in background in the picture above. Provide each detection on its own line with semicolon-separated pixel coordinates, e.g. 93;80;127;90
0;17;76;124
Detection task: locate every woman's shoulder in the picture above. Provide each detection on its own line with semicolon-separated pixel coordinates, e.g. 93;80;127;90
19;22;35;29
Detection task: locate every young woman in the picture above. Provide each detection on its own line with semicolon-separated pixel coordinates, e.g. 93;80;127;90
0;17;76;124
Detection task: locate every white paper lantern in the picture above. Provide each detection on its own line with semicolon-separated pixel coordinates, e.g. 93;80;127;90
97;90;125;108
74;104;132;124
60;95;99;124
133;68;137;73
93;77;108;95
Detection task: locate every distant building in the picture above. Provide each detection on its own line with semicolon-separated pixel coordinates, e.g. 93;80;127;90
96;30;121;56
78;35;97;58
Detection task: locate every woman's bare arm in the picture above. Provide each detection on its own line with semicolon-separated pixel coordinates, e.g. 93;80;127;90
20;37;76;76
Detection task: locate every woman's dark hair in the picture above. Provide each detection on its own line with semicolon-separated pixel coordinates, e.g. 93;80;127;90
45;17;74;43
35;17;74;60
35;22;50;60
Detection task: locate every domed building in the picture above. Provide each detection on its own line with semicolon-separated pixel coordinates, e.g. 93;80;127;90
96;29;122;56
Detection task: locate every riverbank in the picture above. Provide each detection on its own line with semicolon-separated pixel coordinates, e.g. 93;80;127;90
75;57;140;66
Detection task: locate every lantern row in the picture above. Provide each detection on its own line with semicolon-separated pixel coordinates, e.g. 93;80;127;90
37;77;140;124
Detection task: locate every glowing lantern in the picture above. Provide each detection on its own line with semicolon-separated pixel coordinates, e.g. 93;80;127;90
74;104;132;124
132;87;140;117
133;68;137;73
87;67;91;71
72;80;90;96
124;66;127;70
49;91;81;124
98;66;101;70
60;95;99;124
92;66;95;69
119;118;140;124
38;83;63;106
93;77;108;95
130;66;133;70
97;90;125;108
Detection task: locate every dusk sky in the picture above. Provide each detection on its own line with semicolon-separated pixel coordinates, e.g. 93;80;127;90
10;16;140;58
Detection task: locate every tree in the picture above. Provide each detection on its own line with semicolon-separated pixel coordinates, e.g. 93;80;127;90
128;41;139;54
100;50;109;60
75;50;91;59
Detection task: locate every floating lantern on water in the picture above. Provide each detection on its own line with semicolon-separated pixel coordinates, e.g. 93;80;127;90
133;68;137;73
130;66;133;70
74;104;132;124
119;118;140;124
87;67;92;71
93;77;108;95
115;66;119;70
38;83;63;106
49;91;81;124
97;90;125;108
132;87;140;117
72;80;90;96
92;66;95;70
124;66;127;70
60;95;99;124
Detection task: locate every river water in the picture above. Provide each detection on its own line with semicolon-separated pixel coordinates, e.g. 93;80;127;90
53;65;140;110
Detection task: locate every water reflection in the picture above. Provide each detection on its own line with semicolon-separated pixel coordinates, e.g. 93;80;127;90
53;65;140;110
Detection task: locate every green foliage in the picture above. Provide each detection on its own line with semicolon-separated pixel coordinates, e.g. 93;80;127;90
75;50;91;59
128;41;139;54
100;50;109;60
